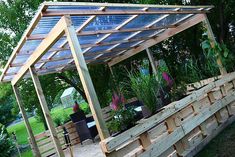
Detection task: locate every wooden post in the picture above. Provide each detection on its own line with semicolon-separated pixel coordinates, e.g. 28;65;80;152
29;67;64;157
146;48;157;75
203;14;227;75
63;15;110;140
12;85;41;157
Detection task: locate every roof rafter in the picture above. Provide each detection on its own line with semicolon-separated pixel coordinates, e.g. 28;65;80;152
27;24;175;40
108;14;206;66
42;10;209;17
36;6;106;70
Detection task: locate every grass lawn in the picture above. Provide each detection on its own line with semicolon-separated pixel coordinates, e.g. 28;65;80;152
7;105;85;145
7;117;45;145
7;103;89;157
21;149;33;157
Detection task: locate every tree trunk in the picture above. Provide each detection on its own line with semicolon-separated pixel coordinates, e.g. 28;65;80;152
56;74;88;103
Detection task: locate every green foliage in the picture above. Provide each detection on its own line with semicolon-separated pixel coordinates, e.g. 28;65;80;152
128;72;161;113
79;102;91;115
107;106;136;134
0;83;17;125
89;64;113;107
50;106;73;126
170;81;187;101
0;124;14;157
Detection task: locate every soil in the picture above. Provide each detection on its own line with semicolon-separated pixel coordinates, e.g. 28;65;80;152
196;121;235;157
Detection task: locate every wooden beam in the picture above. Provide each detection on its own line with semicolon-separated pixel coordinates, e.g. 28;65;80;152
29;67;64;157
82;8;147;54
108;14;206;66
17;36;154;59
43;2;213;9
42;10;208;17
11;16;67;86
12;85;41;157
64;15;110;140
27;25;176;40
0;4;46;82
36;7;106;70
146;48;157;74
106;8;180;52
203;14;227;75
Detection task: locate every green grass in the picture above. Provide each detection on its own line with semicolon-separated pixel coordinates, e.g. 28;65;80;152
21;149;33;157
7;104;89;157
7;117;44;145
7;105;82;145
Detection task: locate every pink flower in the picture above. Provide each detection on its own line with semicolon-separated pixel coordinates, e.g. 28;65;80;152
162;72;173;87
110;92;126;111
110;93;119;111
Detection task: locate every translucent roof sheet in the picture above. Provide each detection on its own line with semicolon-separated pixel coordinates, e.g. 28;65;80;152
0;2;213;82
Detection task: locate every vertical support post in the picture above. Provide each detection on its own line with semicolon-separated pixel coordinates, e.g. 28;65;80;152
203;14;227;75
146;48;157;75
12;85;41;157
29;67;64;157
64;15;110;140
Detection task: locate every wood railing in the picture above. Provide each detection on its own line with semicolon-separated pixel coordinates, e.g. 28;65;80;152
100;72;235;157
28;121;80;157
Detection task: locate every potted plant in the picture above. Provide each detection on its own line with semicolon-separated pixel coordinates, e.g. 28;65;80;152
107;92;136;135
128;72;161;118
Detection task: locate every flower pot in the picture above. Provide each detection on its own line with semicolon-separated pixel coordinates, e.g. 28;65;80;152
141;106;152;118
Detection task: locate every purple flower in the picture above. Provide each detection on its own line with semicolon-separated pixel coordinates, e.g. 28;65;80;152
162;72;173;87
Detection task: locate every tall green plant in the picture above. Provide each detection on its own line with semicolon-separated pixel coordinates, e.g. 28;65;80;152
128;72;161;113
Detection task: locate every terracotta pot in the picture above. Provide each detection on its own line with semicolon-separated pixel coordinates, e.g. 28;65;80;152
141;106;152;118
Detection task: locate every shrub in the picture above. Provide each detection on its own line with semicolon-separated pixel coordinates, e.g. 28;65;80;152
0;124;14;157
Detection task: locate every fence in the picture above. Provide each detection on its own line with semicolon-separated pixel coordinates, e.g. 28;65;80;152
100;72;235;157
28;121;80;157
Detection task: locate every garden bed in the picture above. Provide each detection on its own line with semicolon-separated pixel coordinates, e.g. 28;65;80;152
100;72;235;157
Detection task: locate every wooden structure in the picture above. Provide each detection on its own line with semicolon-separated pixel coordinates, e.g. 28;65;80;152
0;2;229;157
28;121;80;157
100;72;235;157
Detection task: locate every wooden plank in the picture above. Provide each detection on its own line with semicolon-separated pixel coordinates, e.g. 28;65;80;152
148;122;168;141
174;105;194;126
181;128;203;150
139;132;151;150
0;4;46;82
183;115;235;157
108;14;206;66
11;16;67;85
64;15;109;140
43;2;213;9
215;107;229;123
159;146;177;157
12;85;41;157
107;139;142;157
139;91;235;157
200;115;218;136
203;14;227;75
208;89;223;103
146;48;157;74
29;67;65;157
42;10;208;17
192;96;211;112
227;101;235;115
